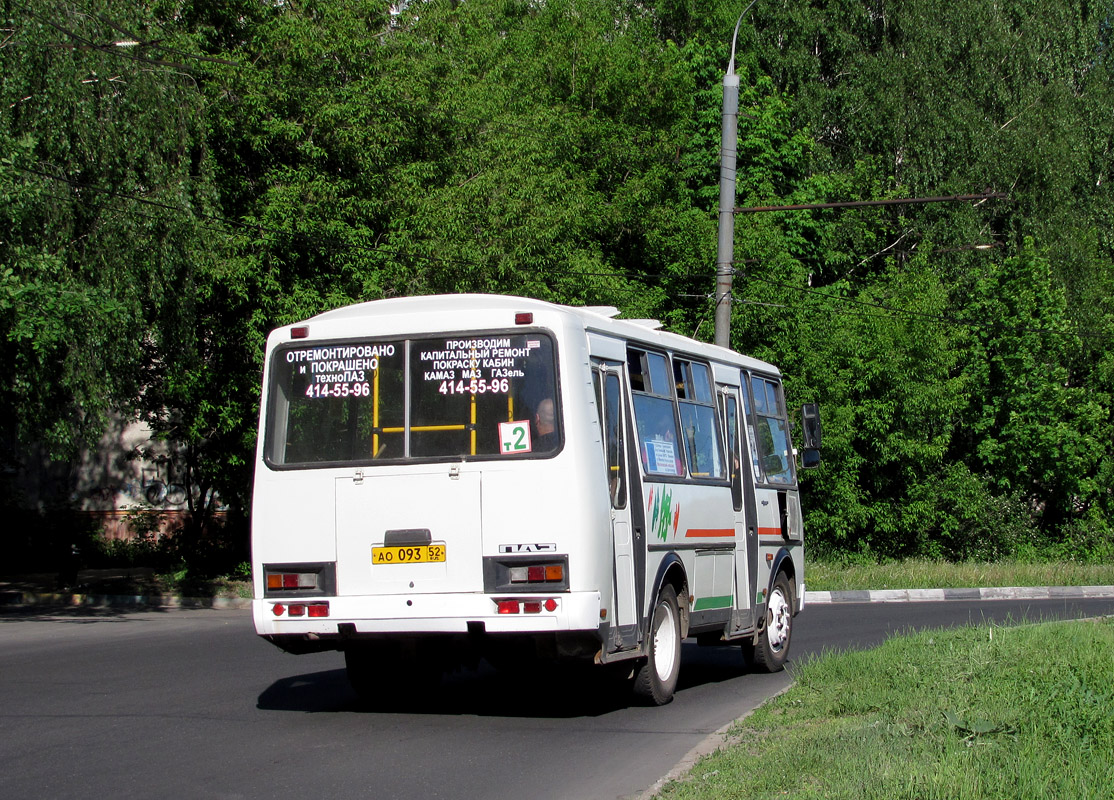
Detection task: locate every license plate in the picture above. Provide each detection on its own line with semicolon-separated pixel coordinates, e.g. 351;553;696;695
372;544;446;565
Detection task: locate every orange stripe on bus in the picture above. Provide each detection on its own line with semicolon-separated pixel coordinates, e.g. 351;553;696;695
684;528;735;538
758;527;784;538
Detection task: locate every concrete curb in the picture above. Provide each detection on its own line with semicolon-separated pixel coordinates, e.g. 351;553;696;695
0;590;253;610
5;585;1114;611
805;585;1114;603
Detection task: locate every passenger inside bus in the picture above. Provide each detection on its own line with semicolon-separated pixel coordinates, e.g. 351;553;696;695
533;397;558;451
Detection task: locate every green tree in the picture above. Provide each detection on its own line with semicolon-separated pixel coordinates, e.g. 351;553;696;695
4;0;1112;566
956;244;1107;532
731;0;1114;556
0;1;217;460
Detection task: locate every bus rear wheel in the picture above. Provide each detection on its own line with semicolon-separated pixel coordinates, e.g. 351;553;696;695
344;644;381;703
345;642;443;707
633;585;681;705
750;574;793;672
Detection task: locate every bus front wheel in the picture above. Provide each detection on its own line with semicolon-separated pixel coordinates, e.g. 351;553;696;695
750;573;793;672
633;585;681;705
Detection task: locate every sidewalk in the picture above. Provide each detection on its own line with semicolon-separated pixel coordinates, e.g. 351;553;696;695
0;568;253;610
4;568;1114;610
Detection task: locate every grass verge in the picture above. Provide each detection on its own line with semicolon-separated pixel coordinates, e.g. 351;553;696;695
807;558;1114;592
658;618;1114;800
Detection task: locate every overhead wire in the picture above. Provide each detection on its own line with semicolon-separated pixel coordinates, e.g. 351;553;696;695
12;2;238;68
16;162;1106;343
733;265;1109;343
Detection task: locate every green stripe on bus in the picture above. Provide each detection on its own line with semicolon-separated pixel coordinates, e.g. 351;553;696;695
692;595;733;611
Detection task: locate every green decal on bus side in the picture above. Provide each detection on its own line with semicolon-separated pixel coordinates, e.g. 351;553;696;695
646;486;680;542
692;595;733;611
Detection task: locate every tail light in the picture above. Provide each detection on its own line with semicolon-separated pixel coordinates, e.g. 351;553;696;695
266;571;318;590
483;555;569;594
496;598;559;614
507;563;564;584
271;601;329;617
262;563;335;597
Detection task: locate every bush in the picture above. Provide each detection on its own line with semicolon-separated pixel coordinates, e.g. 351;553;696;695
807;463;1113;564
86;510;248;579
1035;512;1114;564
894;464;1039;561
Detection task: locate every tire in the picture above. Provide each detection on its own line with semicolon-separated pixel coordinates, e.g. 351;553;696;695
751;573;793;672
344;644;380;703
633;585;682;705
345;642;443;708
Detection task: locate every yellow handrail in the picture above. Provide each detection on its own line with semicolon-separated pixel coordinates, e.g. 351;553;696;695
372;367;380;455
470;394;477;455
381;424;466;433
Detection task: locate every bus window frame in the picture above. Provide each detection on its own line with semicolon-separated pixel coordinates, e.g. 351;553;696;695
592;362;628;510
263;329;563;470
673;357;726;481
627;346;731;487
742;371;798;488
720;388;744;511
628;347;685;480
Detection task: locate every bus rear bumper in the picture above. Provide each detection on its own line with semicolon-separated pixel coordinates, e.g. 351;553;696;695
253;590;603;639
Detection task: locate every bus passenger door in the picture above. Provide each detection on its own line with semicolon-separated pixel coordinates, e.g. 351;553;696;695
594;364;639;651
720;386;757;634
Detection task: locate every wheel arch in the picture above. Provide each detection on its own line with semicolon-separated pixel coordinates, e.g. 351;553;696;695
648;552;690;640
767;546;800;614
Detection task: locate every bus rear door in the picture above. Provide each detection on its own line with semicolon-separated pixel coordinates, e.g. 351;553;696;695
594;362;640;652
720;384;758;636
334;467;484;597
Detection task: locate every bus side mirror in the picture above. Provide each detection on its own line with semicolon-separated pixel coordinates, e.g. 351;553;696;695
801;403;821;468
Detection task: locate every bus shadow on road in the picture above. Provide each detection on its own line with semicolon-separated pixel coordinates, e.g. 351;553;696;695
256;641;763;718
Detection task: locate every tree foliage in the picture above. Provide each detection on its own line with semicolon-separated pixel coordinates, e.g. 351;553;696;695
0;1;215;459
1;0;1112;562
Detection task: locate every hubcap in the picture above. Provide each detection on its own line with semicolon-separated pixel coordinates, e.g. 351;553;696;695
654;601;677;681
766;588;791;652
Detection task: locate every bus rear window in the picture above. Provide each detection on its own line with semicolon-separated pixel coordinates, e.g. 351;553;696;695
266;333;558;466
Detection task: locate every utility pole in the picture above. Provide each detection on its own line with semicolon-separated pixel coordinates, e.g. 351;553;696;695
714;11;749;349
712;5;1003;348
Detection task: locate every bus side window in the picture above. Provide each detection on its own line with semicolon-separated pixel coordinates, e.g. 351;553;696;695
603;373;626;508
626;350;647;393
748;375;794;484
593;367;627;508
724;394;743;510
741;376;762;480
674;360;724;479
628;348;684;477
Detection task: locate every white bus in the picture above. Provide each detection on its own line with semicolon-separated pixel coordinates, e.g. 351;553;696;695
252;294;820;705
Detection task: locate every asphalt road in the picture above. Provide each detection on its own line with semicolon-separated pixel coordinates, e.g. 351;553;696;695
3;597;1112;800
